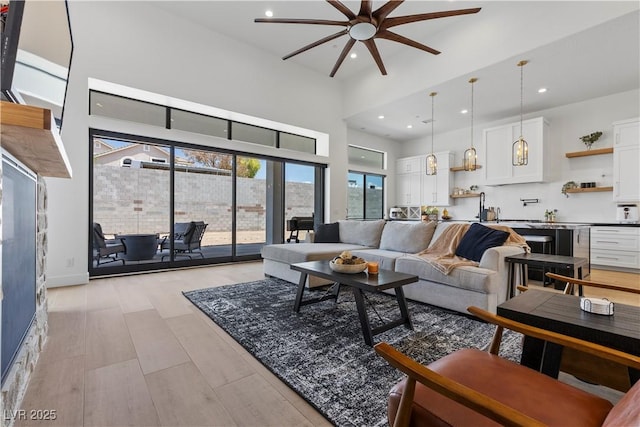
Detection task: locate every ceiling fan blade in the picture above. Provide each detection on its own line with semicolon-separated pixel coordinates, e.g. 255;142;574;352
255;18;348;27
363;39;387;75
326;0;356;20
282;29;349;60
380;7;481;30
376;30;440;55
359;1;372;18
373;0;404;22
330;38;356;77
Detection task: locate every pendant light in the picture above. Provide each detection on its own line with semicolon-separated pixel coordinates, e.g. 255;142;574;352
425;92;438;175
512;60;529;166
464;78;478;171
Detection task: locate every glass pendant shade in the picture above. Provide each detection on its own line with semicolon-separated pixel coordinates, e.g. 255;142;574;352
425;154;437;175
464;78;478;171
512;137;529;166
464;147;477;171
512;60;529;166
425;92;438;175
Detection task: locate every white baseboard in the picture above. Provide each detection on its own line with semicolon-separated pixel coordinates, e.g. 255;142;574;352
47;272;89;288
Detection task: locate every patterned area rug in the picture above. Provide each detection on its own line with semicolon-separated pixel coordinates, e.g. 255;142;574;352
184;278;522;427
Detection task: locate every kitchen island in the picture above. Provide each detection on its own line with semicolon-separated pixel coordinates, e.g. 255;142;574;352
487;221;591;282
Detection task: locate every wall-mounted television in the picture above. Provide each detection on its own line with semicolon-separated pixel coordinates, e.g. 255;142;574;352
0;0;25;101
1;0;72;127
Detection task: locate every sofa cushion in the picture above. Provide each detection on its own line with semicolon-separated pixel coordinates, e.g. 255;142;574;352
261;243;368;265
455;223;510;262
351;249;409;271
395;254;498;294
338;219;386;247
380;221;436;253
314;222;340;243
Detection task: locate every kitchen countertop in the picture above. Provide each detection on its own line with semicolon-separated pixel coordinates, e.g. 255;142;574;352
454;220;640;228
390;219;640;227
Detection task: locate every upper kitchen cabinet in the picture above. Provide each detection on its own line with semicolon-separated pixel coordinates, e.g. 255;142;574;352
396;156;422;206
396;156;422;174
613;118;640;202
483;117;550;186
422;151;453;206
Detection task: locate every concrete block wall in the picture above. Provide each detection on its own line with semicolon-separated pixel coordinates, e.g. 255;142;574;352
94;165;315;235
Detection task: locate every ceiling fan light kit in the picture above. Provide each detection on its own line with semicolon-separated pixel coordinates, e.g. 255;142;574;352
512;60;529;166
255;1;481;77
425;91;438;176
464;77;478;171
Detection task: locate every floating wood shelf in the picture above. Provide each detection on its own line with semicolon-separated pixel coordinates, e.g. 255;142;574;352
450;165;483;172
565;147;613;158
565;186;613;193
0;101;72;178
451;193;482;199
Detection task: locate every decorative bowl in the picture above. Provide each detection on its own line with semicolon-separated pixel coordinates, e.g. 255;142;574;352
329;260;368;274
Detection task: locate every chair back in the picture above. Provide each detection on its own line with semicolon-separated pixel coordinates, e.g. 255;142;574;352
190;221;208;246
92;222;107;249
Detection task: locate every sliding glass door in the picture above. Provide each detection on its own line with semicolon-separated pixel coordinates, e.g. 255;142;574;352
172;147;233;261
285;163;316;242
92;138;170;269
235;156;266;257
89;130;325;276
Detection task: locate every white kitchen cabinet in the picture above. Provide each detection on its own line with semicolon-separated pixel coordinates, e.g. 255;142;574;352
590;226;640;271
421;151;453;206
396;156;422;174
613;118;640;202
396;172;421;206
483;117;549;185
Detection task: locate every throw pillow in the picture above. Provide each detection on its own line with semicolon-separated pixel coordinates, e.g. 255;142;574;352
379;221;437;253
338;219;386;247
455;223;510;262
314;222;340;243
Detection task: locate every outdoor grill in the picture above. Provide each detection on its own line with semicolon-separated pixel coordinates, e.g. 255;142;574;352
286;215;315;243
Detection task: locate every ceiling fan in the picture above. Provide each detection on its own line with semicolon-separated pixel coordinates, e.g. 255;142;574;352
255;0;481;77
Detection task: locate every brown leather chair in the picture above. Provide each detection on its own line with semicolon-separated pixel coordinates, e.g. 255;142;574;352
375;306;640;427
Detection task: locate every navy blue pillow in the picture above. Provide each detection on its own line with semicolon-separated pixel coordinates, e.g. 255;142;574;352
455;223;510;262
314;222;340;243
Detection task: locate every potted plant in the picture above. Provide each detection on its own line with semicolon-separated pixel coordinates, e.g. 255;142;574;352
561;181;578;197
544;209;558;222
423;206;439;221
579;131;603;150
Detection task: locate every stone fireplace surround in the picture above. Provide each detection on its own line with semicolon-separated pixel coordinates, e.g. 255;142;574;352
0;173;49;427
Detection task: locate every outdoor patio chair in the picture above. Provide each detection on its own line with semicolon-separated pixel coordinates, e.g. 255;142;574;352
92;222;125;265
160;221;208;260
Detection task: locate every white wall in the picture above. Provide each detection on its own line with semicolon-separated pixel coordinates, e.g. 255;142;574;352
47;2;349;286
398;89;640;223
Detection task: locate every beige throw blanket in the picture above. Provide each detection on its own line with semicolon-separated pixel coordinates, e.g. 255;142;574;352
416;223;530;275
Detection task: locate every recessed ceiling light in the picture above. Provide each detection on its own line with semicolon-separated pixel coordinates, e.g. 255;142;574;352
350;53;357;59
407;125;413;129
378;115;384;119
460;109;468;114
538;87;547;93
265;10;273;17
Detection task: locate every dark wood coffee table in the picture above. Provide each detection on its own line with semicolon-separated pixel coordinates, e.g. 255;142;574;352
290;261;418;346
497;289;640;386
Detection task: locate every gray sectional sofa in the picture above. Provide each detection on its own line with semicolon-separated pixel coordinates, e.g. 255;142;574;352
261;220;527;314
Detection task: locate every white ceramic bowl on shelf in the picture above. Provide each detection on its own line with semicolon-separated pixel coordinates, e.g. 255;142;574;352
329;260;368;274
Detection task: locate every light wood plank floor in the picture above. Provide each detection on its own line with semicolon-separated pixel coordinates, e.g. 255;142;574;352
17;261;330;427
16;263;639;427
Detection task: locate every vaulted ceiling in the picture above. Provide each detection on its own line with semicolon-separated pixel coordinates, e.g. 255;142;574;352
156;1;639;141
